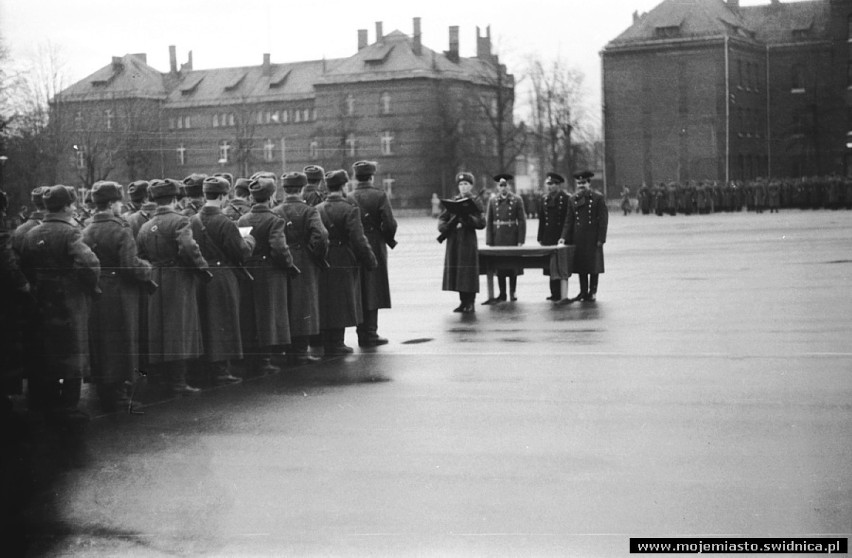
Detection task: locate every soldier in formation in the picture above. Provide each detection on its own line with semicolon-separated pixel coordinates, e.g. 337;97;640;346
483;173;526;304
559;171;608;302
438;172;485;313
537;172;570;302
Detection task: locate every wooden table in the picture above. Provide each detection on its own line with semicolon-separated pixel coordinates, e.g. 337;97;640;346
478;245;574;300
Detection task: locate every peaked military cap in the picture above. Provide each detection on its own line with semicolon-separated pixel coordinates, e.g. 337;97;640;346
303;165;325;181
249;177;276;201
149;178;182;200
234;178;251;196
128;180;150;202
352;160;377;177
213;172;233;187
456;172;475;185
493;173;514;182
546;172;565;185
43;185;75;211
281;172;308;189
182;173;207;196
203;175;230;195
573;170;594;180
325;169;350;190
91;181;124;203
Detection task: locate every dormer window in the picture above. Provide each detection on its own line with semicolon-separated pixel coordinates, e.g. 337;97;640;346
655;25;680;38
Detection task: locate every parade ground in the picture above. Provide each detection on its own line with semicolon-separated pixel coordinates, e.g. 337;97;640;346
11;209;852;557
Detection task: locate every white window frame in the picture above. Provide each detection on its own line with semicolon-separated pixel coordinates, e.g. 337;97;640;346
346;134;356;156
177;144;187;166
381;131;393;155
263;138;275;162
380;91;391;115
219;140;231;163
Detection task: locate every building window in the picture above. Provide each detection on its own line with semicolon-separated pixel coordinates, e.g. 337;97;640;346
271;110;279;124
380;91;391;114
737;60;743;88
380;131;393;155
168;117;175;130
346;94;355;116
282;110;289;123
303;109;310;122
177;144;187;166
791;64;805;92
294;110;301;123
227;113;234;126
346;134;356;156
74;111;83;129
219;140;231;163
263;138;275;162
382;174;394;198
312;108;317;121
309;140;318;158
105;109;113;131
75;149;85;169
256;112;264;125
213;114;219;127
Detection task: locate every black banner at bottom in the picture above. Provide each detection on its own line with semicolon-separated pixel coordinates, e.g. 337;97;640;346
629;538;848;554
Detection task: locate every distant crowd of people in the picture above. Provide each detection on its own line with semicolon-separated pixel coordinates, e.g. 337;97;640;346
619;176;852;216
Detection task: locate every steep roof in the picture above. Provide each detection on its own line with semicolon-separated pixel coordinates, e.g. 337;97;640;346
608;0;749;45
165;58;346;108
58;54;168;101
607;0;832;49
316;30;506;87
738;0;832;44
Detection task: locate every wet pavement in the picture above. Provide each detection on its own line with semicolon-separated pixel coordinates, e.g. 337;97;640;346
4;210;852;557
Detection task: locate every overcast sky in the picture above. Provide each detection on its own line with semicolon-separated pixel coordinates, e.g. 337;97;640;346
1;0;787;127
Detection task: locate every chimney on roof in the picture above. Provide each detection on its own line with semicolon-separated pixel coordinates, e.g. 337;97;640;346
263;53;271;76
180;51;193;72
376;21;383;42
169;45;177;74
413;17;422;56
476;25;492;60
446;25;460;64
632;10;639;23
727;0;740;9
358;29;368;50
112;56;123;71
132;53;147;64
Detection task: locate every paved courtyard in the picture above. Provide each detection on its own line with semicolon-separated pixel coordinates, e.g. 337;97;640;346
6;209;852;557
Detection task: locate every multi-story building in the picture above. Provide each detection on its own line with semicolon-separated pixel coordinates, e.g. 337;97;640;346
602;0;851;188
52;19;514;209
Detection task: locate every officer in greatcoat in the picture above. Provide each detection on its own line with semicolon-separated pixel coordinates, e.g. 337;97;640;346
20;185;101;418
11;186;47;255
125;181;158;238
275;172;329;362
234;177;292;374
190;176;256;385
82;181;153;412
483;173;526;304
537;172;570;301
223;178;252;222
439;171;485;313
181;173;207;217
558;171;608;302
316;170;377;355
136;178;209;396
348;160;397;347
302;165;326;207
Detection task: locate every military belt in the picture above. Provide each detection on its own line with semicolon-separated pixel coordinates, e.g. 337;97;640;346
494;220;518;226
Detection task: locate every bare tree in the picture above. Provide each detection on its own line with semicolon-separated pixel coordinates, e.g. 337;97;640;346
526;56;590;181
316;93;362;171
473;56;526;176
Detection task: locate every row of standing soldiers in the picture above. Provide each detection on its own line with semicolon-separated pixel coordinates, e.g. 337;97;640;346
1;162;397;418
632;176;852;216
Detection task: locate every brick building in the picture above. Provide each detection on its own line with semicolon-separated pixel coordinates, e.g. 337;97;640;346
52;19;514;209
602;0;852;189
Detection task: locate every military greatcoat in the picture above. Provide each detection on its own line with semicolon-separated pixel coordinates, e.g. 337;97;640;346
537;190;570;246
136;206;208;365
302;184;325;207
20;211;100;379
125;202;157;239
237;204;293;348
348;181;397;311
273;195;329;338
316;192;377;329
223;198;252;222
191;206;253;362
560;189;608;275
486;192;526;247
82;212;152;384
11;210;46;255
439;195;485;293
